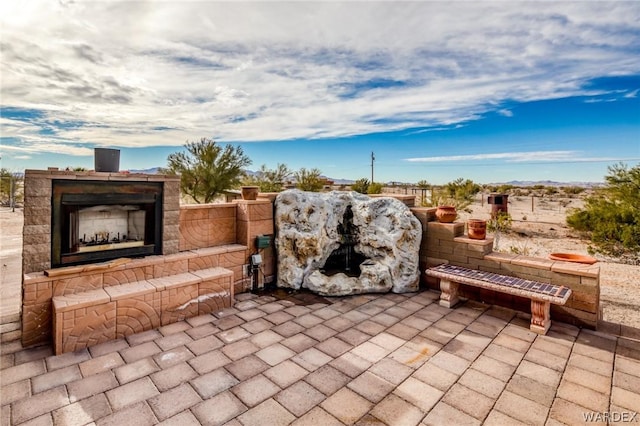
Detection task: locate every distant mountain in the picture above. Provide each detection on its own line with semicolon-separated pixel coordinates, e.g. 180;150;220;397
128;167;162;174
123;168;603;188
497;180;604;188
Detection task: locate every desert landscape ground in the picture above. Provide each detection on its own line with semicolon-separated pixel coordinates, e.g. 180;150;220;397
458;193;640;328
1;191;638;329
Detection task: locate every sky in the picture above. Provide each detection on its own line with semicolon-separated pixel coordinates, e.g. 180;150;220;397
1;1;639;185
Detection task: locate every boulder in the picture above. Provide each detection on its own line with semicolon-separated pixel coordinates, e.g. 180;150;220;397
275;190;421;296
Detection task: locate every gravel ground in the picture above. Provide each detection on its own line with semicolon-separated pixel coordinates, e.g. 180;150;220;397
460;196;640;329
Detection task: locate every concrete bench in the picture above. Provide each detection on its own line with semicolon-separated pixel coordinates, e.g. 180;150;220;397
52;267;233;354
426;264;571;334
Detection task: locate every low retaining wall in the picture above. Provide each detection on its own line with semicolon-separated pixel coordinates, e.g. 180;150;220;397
420;220;600;329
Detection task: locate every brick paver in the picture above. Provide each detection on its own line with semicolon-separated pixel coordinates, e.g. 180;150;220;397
2;289;637;426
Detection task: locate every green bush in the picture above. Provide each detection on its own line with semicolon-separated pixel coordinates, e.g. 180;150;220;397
367;182;383;194
427;178;480;212
566;163;640;260
244;163;292;192
351;178;370;194
294;168;324;192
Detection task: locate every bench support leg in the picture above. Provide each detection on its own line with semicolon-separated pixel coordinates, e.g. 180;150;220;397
439;279;460;308
530;300;551;335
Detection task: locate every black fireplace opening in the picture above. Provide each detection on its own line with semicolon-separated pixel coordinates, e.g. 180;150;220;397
52;180;163;268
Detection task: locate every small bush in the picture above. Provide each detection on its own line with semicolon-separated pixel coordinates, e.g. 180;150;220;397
351;178;370;194
367;182;383;194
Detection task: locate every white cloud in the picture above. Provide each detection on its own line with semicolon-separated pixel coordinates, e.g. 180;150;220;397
404;150;619;163
0;1;639;152
497;109;514;117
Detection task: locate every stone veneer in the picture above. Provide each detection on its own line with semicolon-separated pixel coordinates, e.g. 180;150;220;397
22;169;181;274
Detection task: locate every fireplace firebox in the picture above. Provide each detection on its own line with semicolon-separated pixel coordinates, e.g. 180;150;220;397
52;180;163;267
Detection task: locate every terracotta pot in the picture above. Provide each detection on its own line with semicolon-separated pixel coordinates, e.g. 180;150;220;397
549;253;597;264
467;219;487;240
435;205;457;223
241;186;259;200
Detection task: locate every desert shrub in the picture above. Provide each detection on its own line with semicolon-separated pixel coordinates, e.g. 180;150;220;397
244;163;292;192
351;178;370;194
497;184;514;194
563;186;586;196
367;182;383;194
294;168;324;192
488;212;513;251
428;178;480;212
566;163;640;260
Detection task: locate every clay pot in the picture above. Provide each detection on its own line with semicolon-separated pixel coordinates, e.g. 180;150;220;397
435;205;457;223
467;219;487;240
241;186;259;200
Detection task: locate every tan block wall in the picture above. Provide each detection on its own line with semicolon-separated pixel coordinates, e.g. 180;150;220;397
235;199;276;291
179;204;237;250
23;247;243;347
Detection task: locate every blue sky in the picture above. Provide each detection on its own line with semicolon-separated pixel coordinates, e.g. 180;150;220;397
1;2;639;184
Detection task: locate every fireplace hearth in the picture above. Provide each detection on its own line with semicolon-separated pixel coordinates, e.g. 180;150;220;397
52;180;163;267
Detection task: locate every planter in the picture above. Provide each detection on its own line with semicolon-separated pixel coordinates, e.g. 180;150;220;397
241;186;259;200
549;253;598;264
435;205;457;223
467;219;487;240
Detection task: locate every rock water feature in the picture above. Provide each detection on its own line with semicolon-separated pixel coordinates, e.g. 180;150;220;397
275;190;421;296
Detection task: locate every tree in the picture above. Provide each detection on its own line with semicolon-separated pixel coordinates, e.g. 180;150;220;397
416;180;431;189
245;163;292;192
0;169;23;208
351;178;370;194
567;163;640;261
294;168;323;192
166;138;252;203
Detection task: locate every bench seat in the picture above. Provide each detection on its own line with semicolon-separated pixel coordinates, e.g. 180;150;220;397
426;264;571;334
52;267;233;354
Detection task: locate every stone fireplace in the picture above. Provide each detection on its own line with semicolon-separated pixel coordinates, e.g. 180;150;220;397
51;180;164;267
22;169;180;274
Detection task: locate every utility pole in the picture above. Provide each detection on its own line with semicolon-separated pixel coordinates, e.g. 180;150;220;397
371;151;375;183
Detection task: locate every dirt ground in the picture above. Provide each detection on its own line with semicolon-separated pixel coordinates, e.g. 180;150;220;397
458;194;640;329
0;207;23;320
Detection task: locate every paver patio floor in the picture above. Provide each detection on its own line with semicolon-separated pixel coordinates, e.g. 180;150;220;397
1;289;639;425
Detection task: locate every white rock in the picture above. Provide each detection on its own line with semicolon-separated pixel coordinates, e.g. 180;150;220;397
275;190;421;296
